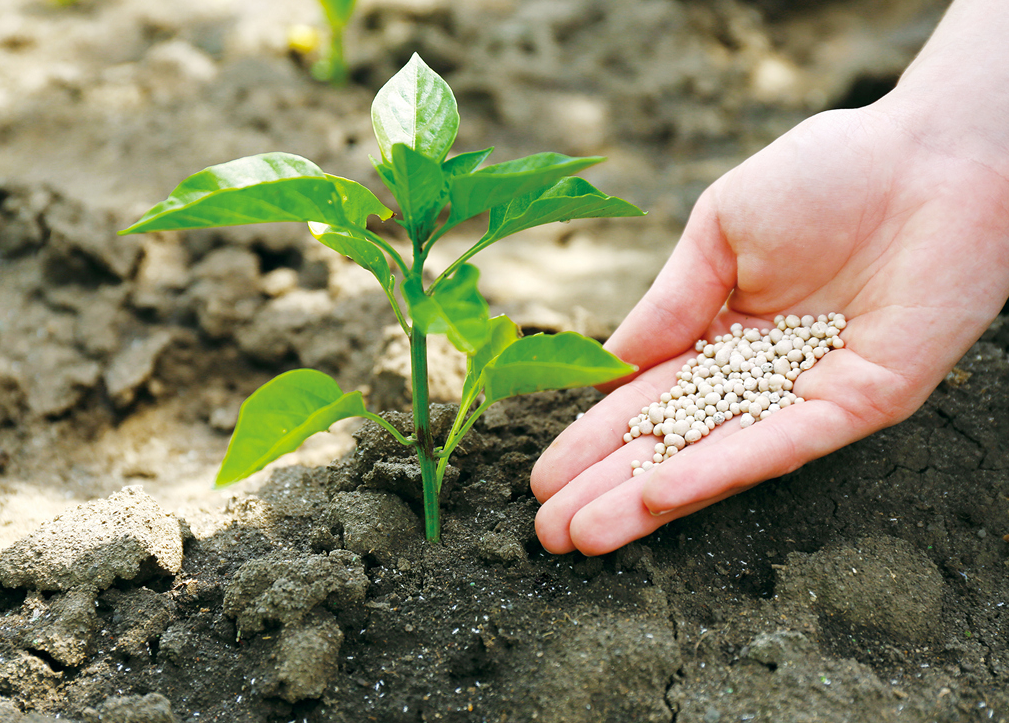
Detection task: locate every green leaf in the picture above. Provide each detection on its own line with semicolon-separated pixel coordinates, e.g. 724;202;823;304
447;152;604;224
443;147;494;176
120;153;390;234
487;177;645;243
386;143;449;241
318;0;355;27
482;332;636;405
403;264;489;353
215;369;368;487
372;53;459;164
308;221;395;299
462;314;521;402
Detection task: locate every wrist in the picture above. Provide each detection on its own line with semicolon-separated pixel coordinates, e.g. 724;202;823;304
875;0;1009;177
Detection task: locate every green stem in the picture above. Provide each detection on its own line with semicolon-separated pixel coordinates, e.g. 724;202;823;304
361;227;410;279
410;324;441;542
360;411;414;447
435;398;492;492
429;230;493;292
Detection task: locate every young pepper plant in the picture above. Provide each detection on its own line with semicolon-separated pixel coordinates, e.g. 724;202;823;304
120;54;643;542
311;0;355;85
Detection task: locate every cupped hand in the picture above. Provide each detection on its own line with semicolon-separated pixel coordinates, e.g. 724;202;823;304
531;105;1009;556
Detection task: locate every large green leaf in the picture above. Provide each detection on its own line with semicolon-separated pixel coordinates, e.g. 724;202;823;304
482;332;636;405
216;369;368;487
461;314;520;403
486;177;644;243
121;153;387;234
308;221;395;299
372;53;459;164
447;153;604;224
442;147;494;177
386;143;449;241
403;264;489;353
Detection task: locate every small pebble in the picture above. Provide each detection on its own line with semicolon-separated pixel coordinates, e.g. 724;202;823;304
623;314;845;473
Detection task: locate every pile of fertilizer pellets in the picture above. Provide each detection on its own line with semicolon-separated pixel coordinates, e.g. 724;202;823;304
626;313;846;476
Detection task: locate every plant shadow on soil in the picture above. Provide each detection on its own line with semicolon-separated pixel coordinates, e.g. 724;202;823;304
2;322;1009;722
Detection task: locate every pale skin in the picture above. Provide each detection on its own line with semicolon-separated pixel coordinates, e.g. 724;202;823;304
531;0;1009;556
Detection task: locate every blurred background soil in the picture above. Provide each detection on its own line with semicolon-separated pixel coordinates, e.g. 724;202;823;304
0;0;950;545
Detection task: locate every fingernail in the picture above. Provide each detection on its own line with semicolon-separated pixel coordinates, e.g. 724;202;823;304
649;508;675;517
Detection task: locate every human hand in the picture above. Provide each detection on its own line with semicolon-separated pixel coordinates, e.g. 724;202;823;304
531;103;1009;555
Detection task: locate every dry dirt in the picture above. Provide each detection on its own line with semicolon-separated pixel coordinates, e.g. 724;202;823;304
4;0;1008;721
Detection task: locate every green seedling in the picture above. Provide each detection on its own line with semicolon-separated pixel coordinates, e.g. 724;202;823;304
121;54;643;541
312;0;355;85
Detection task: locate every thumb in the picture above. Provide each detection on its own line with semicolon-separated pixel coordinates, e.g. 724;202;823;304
600;189;737;391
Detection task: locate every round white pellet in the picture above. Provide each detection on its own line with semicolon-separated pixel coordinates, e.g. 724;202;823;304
813;347;826;359
642;461;654;469
664;433;686;450
716;399;729;412
729;402;740;415
694;409;706;422
782;379;793;391
640;420;653;435
785;370;800;381
632;467;644;476
785;315;800;329
623;433;633;443
739;413;755;428
768;403;781;413
660;392;671;403
631;459;641;468
760;410;772;421
672;419;691;437
705;417;716;430
703;392;720;407
832;337;845;348
685;429;702;444
653;453;664;464
631;426;641;438
800;359;814;371
745;328;761;342
648;407;664;424
800;314;815;327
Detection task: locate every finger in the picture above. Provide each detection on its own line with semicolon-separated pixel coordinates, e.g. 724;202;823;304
567;476;748;556
534;431;662;554
530;354;687;504
531;310;775;504
535;394;748;553
598;189;737;392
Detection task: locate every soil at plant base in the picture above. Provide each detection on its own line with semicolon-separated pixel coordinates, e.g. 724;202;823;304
4;0;1008;721
2;341;1009;723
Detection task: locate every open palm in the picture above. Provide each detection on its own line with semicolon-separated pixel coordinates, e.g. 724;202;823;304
531;106;1009;555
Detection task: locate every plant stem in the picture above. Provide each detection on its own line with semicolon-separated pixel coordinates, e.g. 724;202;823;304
410;323;440;542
